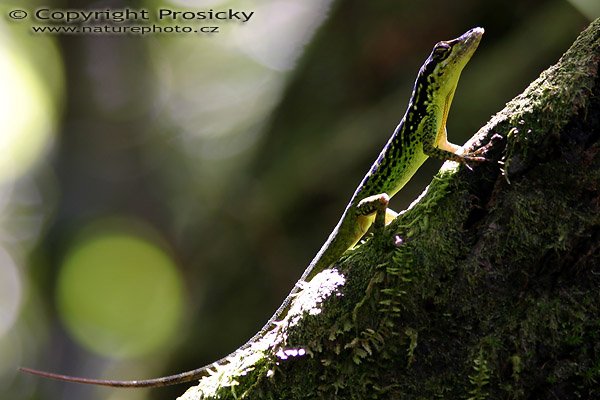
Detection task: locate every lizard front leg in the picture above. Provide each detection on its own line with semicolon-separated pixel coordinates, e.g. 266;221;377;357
423;128;487;164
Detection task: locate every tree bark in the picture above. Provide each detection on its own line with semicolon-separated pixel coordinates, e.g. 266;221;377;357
180;18;600;400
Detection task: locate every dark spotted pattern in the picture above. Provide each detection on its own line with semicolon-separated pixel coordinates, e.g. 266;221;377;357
349;27;483;203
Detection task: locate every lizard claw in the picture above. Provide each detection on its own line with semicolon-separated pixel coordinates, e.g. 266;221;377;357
457;153;487;170
464;133;504;161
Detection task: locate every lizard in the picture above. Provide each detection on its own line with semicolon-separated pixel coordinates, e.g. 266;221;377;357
20;26;487;388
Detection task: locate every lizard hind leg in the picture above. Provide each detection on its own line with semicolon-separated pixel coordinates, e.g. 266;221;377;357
356;193;391;234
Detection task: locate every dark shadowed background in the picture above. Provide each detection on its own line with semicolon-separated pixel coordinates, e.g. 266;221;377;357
0;0;597;399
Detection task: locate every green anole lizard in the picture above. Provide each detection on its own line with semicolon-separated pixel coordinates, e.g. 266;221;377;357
20;27;487;388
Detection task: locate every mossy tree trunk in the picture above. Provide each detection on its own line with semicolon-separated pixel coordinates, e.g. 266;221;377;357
180;18;600;400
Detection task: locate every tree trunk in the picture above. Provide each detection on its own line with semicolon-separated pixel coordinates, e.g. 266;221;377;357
180;18;600;400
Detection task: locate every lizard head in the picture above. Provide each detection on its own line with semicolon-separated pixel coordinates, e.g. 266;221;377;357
412;27;484;135
419;27;484;91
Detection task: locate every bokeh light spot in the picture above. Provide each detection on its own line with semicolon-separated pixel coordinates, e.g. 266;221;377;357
57;220;184;358
0;37;56;184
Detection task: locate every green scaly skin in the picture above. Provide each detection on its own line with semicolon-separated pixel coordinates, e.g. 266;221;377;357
20;27;486;388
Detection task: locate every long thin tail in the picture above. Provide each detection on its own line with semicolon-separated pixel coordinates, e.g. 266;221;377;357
19;216;355;388
18;365;212;388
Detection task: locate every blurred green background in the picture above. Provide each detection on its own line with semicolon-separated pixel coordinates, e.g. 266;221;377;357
0;0;597;399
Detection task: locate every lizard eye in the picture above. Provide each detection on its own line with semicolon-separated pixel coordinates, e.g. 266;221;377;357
432;42;451;60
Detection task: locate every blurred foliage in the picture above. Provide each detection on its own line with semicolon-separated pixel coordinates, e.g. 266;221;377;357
0;0;593;399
